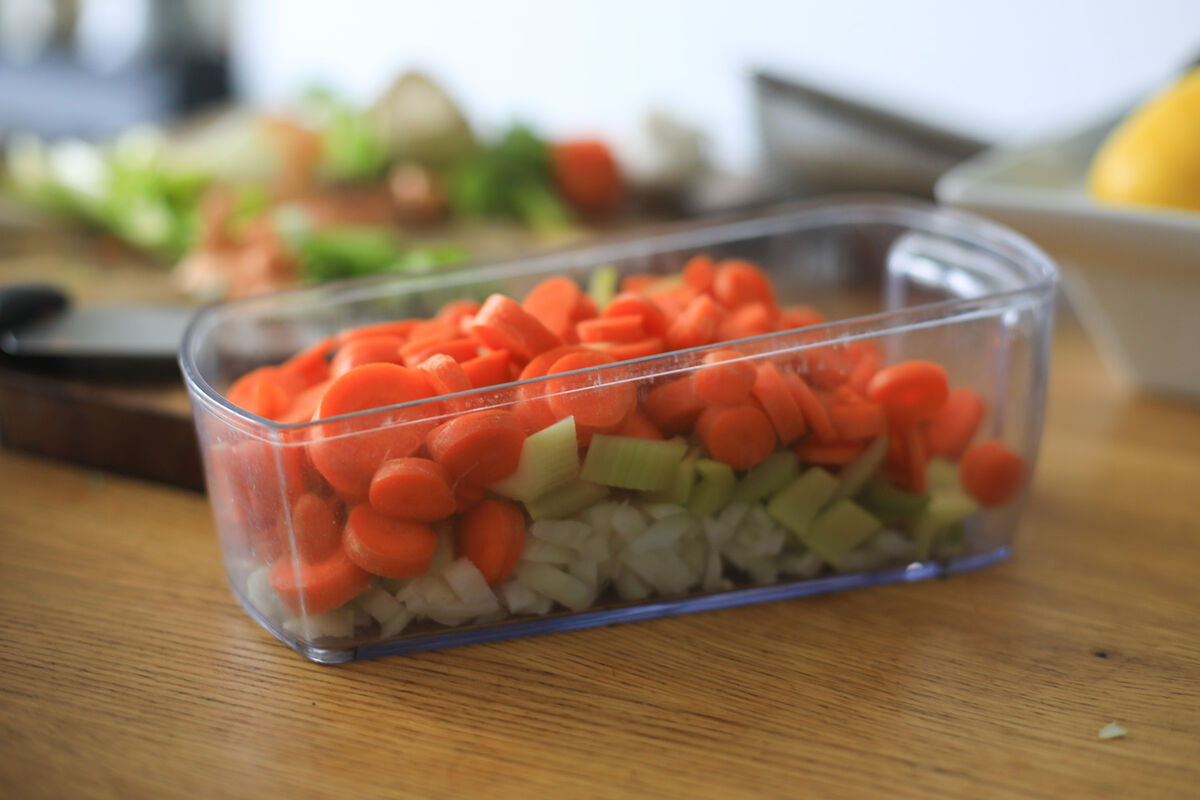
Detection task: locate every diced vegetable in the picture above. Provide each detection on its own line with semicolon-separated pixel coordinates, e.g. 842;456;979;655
686;459;736;518
766;468;840;536
799;500;882;567
857;475;930;524
732;450;800;505
526;479;610;521
580;434;688;491
833;434;889;500
587;264;620;309
513;562;592;611
645;452;698;505
912;490;979;561
490;416;580;501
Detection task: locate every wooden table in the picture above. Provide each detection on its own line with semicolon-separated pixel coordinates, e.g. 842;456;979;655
1;319;1198;799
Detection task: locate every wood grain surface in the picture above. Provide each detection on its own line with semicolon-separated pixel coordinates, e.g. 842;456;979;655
1;319;1198;799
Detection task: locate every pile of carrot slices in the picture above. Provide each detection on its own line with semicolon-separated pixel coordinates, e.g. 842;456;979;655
217;255;1024;616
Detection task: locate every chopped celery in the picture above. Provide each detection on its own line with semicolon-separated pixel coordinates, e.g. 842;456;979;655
526;479;609;520
646;452;698;505
580;434;688;491
833;435;889;500
766;467;839;536
912;490;979;561
587;264;619;308
732;450;800;504
800;499;882;567
490;416;580;501
926;457;962;493
857;475;930;524
687;459;736;518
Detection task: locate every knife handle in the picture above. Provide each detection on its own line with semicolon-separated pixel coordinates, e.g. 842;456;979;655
0;284;69;332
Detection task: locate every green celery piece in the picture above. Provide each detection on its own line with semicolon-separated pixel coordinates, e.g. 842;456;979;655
766;467;839;536
646;452;698;505
833;435;889;501
801;500;883;567
732;450;800;504
926;457;962;493
526;479;609;521
580;434;688;491
587;264;620;309
912;491;979;561
490;416;580;502
687;459;736;518
857;475;930;525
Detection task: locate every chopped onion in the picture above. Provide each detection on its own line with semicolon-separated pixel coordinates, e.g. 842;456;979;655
530;519;592;549
499;580;539;614
629;511;694;552
521;538;575;564
514;562;592;611
610;503;648;541
442;558;500;612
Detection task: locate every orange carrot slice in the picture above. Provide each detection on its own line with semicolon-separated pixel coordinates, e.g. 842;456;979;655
426;409;526;485
588;337;665;362
522;276;584;342
331;335;405;377
867;360;950;426
783;370;838;444
456;498;526;585
544;351;635;430
696;403;776;470
602;292;669;337
924;388;986;459
343;505;438;578
665;294;725;350
470;293;562;362
682;254;715;294
615;407;664;440
719;302;776;341
269;545;371;615
712;259;775;310
461;349;515;388
886;424;928;493
277;336;334;392
576;314;646;344
830;402;887;441
643;375;706;435
227;367;290;420
775;305;824;331
693;349;756;405
369;457;457;522
752;362;807;445
337;319;421;345
959;440;1024;507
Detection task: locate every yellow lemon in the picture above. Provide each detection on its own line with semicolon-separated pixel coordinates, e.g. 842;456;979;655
1088;66;1200;212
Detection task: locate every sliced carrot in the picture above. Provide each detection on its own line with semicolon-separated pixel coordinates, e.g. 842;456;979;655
436;298;481;329
712;259;775;310
269;545;371;615
924;388;986;459
959;440;1024;507
783;370;838;444
615;407;664;440
426;409;526;485
405;317;459;345
794;438;869;466
576;314;645;344
643;375;706;435
227;367;290;420
603;292;669;337
416;353;473;407
682;254;715;294
588;337;664;362
834;384;866;405
517;344;590;383
621;273;658;294
343;504;438;579
307;363;440;496
650;291;688;325
512;345;590;433
456;498;527;585
693;349;756;405
696;403;776;470
776;305;824;331
848;347;882;394
719;302;776;341
867;360;950;426
665;294;725;350
470;293;562;362
278;336;334;392
545;351;635;430
277;492;343;563
369;457;457;522
522;276;584;342
802;345;854;390
886;425;928;493
400;336;479;367
331;335;405;377
461;349;516;388
829;402;887;441
337;319;421;345
454;481;487;513
752;362;807;445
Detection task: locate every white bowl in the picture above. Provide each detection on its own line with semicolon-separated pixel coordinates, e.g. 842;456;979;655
936;117;1200;399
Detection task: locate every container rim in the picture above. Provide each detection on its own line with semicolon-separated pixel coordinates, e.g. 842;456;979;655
179;195;1058;436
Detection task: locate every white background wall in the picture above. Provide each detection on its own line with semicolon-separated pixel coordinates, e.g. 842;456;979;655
231;0;1200;170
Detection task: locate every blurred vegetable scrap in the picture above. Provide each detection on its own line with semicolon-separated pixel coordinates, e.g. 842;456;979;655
1;69;646;298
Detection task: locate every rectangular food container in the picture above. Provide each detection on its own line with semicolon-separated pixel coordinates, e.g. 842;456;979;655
181;198;1057;663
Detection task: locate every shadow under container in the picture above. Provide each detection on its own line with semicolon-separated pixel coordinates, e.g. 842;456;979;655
181;199;1058;663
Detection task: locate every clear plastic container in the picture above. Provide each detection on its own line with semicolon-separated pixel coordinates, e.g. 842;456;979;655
181;198;1057;663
